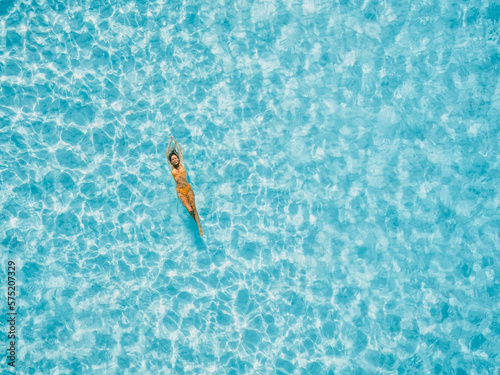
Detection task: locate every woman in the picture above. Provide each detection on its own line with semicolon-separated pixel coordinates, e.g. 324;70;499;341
167;137;203;237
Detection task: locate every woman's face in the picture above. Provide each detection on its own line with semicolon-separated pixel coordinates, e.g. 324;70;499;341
170;154;179;166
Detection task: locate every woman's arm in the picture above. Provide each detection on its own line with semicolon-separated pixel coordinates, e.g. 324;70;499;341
166;139;174;170
175;140;185;166
167;138;174;155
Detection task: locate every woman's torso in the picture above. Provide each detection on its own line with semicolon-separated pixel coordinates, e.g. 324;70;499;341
172;166;189;188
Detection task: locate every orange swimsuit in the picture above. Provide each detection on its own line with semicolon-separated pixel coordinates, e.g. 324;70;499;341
174;169;190;196
176;184;191;196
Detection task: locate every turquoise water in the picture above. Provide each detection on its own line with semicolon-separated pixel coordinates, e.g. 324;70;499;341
1;0;499;373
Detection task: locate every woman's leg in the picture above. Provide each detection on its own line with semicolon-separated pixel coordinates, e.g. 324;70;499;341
177;191;193;217
187;189;203;237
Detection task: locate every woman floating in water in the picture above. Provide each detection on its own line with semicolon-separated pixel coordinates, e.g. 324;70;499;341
167;137;203;237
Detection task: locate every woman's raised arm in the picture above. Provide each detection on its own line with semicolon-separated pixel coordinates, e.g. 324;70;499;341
175;141;185;166
166;138;174;170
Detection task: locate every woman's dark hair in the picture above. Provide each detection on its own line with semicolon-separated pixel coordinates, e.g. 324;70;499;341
169;151;179;164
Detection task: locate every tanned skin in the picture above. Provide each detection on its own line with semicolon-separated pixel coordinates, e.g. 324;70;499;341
167;139;203;237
